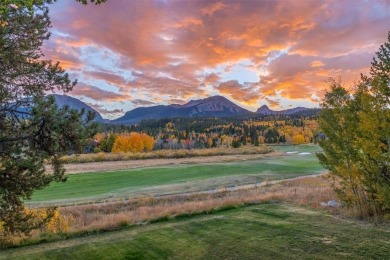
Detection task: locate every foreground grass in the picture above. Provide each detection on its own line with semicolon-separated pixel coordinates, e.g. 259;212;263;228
29;152;323;204
8;175;335;247
2;203;389;259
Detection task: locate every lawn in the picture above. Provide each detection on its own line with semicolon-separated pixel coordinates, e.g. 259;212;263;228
3;203;389;259
28;148;323;204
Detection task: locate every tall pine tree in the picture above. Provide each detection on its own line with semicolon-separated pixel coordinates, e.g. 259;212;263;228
0;1;98;235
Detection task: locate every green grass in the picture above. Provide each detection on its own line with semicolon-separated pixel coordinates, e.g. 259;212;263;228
28;150;323;204
3;203;389;259
272;143;323;153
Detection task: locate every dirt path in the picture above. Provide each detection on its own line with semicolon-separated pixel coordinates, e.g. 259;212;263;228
45;152;284;174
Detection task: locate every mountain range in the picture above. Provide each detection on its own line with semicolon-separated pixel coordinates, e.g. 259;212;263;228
111;95;252;124
50;94;318;124
256;105;311;115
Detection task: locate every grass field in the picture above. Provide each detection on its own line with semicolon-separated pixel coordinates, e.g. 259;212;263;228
3;203;389;260
272;144;323;153
28;146;323;205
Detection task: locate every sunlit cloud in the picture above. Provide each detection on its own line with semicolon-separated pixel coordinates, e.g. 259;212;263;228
86;102;124;115
43;0;390;116
216;80;260;105
131;99;156;106
71;83;128;102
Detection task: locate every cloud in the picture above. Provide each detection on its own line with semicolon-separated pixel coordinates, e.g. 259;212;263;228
131;99;156;106
204;73;221;85
216;80;260;105
311;60;324;67
84;70;130;90
85;102;124;115
43;0;390;111
265;98;280;108
259;50;375;100
169;98;186;104
43;34;86;70
71;83;128;102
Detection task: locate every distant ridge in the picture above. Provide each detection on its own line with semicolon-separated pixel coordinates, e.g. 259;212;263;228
48;94;319;124
256;105;311;115
112;95;251;124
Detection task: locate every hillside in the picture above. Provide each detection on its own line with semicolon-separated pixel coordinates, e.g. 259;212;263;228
112;95;251;124
50;94;106;122
48;94;319;125
256;105;311;115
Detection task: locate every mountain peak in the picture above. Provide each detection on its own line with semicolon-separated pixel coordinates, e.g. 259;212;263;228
114;95;251;124
256;105;272;114
50;94;106;122
204;95;228;101
258;105;270;109
256;105;310;115
173;95;237;109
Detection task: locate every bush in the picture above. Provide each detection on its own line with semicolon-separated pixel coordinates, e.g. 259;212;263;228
232;140;241;148
93;147;102;153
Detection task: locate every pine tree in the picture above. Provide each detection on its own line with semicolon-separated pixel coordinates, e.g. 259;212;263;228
0;1;97;235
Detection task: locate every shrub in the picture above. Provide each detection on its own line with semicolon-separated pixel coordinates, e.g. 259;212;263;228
93;147;102;153
232;140;241;148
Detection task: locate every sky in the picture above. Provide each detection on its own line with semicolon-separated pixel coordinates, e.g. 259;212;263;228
44;0;390;119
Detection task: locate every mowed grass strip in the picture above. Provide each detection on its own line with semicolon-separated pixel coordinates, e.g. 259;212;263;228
29;155;323;202
3;203;389;260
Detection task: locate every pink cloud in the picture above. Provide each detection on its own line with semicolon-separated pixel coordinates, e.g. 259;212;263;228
43;0;390;109
71;83;129;102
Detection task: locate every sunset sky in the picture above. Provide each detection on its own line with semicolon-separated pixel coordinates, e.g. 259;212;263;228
45;0;390;119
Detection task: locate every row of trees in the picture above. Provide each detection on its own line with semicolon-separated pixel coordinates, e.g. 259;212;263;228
92;117;319;152
318;32;390;219
149;119;318;148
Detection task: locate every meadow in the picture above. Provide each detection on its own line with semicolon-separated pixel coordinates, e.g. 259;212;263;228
29;145;323;206
3;145;390;257
3;203;389;259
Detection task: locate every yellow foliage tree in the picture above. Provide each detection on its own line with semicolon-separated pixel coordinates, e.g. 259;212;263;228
140;133;154;152
112;135;130;153
112;132;154;153
207;137;213;148
128;132;144;152
291;134;305;145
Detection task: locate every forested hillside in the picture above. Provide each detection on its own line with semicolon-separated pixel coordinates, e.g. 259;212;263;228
96;114;320;152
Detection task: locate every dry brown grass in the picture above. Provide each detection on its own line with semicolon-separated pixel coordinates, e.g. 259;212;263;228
56;174;343;234
59;145;273;164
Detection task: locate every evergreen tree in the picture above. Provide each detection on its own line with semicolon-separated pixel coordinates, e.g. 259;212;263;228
0;1;97;235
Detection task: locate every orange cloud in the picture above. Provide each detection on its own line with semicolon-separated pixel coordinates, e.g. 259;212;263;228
204;73;221;85
84;71;129;91
71;83;129;102
311;60;324;67
201;2;225;16
44;0;389;110
216;80;260;105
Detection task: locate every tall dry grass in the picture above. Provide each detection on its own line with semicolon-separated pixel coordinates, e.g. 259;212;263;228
58;175;342;233
59;145;273;164
4;175;359;248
